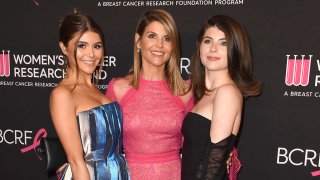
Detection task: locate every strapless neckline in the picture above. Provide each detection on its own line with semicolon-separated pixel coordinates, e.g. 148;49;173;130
77;101;119;116
186;112;237;137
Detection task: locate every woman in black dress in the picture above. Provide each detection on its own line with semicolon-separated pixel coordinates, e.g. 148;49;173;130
181;15;262;180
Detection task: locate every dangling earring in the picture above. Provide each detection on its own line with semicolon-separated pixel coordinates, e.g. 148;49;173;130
137;48;141;53
63;54;69;77
92;68;99;85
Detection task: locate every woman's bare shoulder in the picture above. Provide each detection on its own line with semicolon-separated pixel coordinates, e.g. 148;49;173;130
112;74;133;89
216;84;241;97
214;84;242;104
109;74;133;101
50;83;75;105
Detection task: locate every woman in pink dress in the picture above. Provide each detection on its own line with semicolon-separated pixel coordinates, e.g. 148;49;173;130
106;9;193;180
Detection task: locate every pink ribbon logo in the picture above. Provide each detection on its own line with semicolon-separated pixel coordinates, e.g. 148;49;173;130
311;170;320;177
20;128;47;160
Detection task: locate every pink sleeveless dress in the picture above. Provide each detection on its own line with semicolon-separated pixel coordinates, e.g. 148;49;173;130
106;77;193;180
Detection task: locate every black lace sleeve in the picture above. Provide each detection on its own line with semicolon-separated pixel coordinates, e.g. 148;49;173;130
196;135;235;180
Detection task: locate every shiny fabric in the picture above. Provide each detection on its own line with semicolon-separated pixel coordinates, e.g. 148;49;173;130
57;102;130;180
107;77;194;180
229;147;242;180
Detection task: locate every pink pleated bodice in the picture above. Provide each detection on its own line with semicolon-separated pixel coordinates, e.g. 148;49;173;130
107;77;193;180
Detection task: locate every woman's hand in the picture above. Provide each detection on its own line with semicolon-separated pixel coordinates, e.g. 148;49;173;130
226;151;233;173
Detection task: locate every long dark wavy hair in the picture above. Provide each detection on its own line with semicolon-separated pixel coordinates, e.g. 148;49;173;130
190;15;262;102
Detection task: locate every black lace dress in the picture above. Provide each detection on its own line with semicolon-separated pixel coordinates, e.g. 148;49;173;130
181;112;237;180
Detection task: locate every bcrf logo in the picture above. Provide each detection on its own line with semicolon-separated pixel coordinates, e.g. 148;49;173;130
285;55;312;86
277;147;320;177
0;50;10;77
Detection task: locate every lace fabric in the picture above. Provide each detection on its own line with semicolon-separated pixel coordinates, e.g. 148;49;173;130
128;159;181;180
107;77;193;179
196;135;236;180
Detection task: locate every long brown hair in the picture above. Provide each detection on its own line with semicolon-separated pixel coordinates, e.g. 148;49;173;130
131;9;186;95
59;9;105;87
191;15;262;102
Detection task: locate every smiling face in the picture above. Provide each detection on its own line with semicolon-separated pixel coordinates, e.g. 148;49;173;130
200;26;228;72
60;31;104;76
136;21;173;69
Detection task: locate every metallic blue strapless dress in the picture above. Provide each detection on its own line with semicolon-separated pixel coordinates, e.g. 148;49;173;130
57;102;129;180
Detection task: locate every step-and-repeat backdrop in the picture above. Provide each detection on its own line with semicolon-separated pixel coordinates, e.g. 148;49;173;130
1;0;319;179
